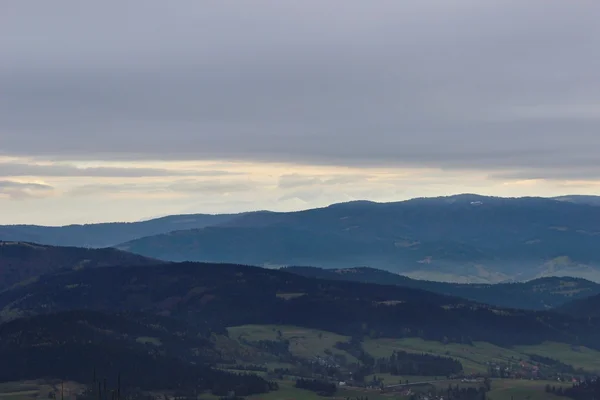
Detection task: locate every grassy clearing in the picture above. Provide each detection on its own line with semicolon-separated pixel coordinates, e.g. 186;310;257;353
247;381;325;400
228;325;357;363
487;379;571;400
514;342;600;373
364;338;529;374
0;381;83;400
248;381;395;400
0;382;47;400
366;374;447;385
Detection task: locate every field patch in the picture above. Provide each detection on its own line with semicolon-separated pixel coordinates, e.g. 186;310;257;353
487;379;571;400
228;325;356;363
514;342;600;373
364;338;529;374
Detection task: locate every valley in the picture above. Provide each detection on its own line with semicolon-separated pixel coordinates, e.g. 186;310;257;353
1;196;600;400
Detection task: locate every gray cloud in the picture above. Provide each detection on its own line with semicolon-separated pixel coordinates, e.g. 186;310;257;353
0;181;52;190
489;168;600;181
0;162;237;178
1;0;599;180
0;180;54;200
68;179;255;197
278;173;373;189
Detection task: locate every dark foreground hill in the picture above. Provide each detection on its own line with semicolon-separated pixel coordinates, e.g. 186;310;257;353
1;261;599;350
284;266;600;310
0;213;243;248
557;293;600;319
0;241;158;290
0;310;275;394
116;195;600;283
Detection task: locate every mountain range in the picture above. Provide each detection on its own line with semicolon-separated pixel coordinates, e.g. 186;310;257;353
1;259;597;349
0;213;242;247
2;194;600;283
117;195;600;282
1;241;600;393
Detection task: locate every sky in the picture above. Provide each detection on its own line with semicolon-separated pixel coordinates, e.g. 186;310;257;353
1;0;600;225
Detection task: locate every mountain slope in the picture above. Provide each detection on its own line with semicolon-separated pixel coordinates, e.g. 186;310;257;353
1;261;599;349
117;195;600;282
283;266;600;310
0;213;244;247
0;241;158;290
0;310;274;393
556;293;600;318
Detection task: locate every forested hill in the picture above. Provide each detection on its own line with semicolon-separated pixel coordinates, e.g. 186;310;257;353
3;195;600;283
557;293;600;318
0;213;243;247
283;266;600;310
0;241;158;290
117;195;600;283
0;309;275;394
2;261;600;349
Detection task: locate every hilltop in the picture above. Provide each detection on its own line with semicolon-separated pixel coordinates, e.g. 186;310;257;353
0;241;157;290
116;195;600;283
0;213;243;247
3;195;600;283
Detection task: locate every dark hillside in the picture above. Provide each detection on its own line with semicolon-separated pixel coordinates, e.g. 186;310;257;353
0;241;158;290
284;266;600;310
557;293;600;318
0;310;274;394
1;262;599;349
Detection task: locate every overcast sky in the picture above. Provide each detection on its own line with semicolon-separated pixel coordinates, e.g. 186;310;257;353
1;0;600;225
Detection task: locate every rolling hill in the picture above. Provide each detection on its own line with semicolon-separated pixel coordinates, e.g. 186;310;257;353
0;213;244;248
0;309;275;394
283;266;600;310
116;195;600;283
1;260;599;350
0;241;158;291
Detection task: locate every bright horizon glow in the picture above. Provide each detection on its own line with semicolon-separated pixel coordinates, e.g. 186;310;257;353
1;157;599;226
2;1;599;225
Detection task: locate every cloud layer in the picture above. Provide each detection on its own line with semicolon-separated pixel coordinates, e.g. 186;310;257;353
1;1;599;223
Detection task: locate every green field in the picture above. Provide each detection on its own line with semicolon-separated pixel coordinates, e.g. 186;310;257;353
487;379;572;400
0;381;83;400
365;373;447;385
364;337;529;374
248;380;396;400
228;325;358;363
514;342;600;373
228;325;599;376
247;378;569;400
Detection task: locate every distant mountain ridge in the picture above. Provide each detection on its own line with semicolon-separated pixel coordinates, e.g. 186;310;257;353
117;195;600;283
552;195;600;206
0;213;243;247
283;266;600;310
3;194;600;283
